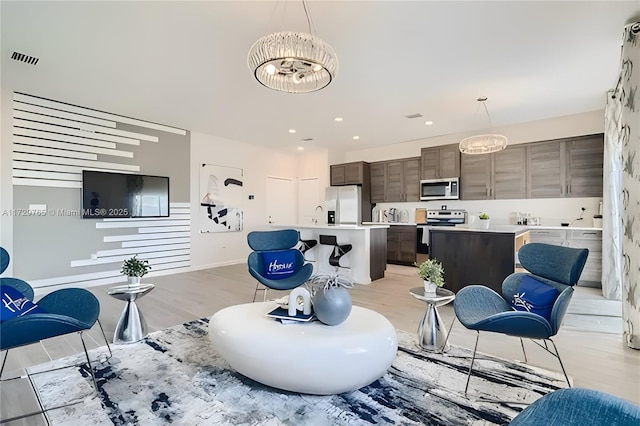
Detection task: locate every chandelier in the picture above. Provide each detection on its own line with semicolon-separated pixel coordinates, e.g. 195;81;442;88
247;2;338;93
459;98;508;154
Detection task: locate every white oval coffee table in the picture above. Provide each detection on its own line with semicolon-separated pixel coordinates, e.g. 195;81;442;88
208;302;398;395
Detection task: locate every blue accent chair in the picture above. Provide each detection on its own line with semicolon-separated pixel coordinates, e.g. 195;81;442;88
509;387;640;425
0;247;111;420
247;229;313;302
451;243;589;393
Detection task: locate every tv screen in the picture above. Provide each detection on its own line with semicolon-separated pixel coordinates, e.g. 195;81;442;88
82;171;170;218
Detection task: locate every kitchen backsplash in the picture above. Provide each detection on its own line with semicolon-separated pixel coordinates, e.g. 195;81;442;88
374;197;602;227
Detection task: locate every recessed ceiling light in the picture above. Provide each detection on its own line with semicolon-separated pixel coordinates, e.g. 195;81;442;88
297;146;304;151
425;121;433;125
334;117;343;122
288;129;296;134
353;136;360;140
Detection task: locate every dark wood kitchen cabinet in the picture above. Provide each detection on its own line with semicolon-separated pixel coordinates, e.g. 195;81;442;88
565;135;604;198
387;225;417;265
370;161;386;203
527;140;565;198
330;161;369;186
460;145;526;200
420;144;461;180
370;157;420;202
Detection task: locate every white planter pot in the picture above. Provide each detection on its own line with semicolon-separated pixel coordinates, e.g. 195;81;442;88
479;219;490;229
128;276;142;286
423;280;437;294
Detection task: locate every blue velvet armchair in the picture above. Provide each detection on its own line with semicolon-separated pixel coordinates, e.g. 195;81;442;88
0;247;111;420
509;387;640;425
451;242;589;393
247;229;313;302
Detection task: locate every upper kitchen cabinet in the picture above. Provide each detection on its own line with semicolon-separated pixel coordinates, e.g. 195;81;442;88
461;145;527;200
374;157;421;202
420;144;461;180
565;134;604;198
370;162;386;203
527;140;565;198
330;161;370;186
526;134;603;198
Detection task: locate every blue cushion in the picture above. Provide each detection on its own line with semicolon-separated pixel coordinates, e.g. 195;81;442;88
512;275;559;321
1;285;45;322
261;250;297;280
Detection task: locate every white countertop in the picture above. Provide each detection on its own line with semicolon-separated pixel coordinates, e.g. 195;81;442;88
432;224;530;235
273;224;390;230
362;222;415;226
528;226;602;231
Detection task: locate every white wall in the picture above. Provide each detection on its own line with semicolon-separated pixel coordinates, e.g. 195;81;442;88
189;132;329;270
0;87;14;274
343;110;605;226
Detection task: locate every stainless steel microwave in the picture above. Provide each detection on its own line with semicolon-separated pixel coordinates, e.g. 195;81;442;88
419;177;459;200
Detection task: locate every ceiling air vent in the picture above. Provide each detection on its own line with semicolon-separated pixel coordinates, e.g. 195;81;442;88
11;51;39;65
302;138;313;141
405;113;423;119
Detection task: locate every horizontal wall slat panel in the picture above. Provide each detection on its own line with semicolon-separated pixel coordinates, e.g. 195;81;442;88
96;220;188;229
13;178;82;188
13;101;117;127
14;136;133;158
14;92;187;135
14;110;113;132
95;243;190;257
170;202;190;208
122;237;191;248
14;144;98;160
13;169;81;181
13;153;140;172
71;251;190;267
169;209;191;215
29;269;123;287
104;232;190;242
139;226;190;233
14;120;141;145
13;128;119;148
102;214;190;222
13;160;136;175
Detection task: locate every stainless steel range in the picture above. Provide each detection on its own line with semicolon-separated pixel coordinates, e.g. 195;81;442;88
425;209;466;226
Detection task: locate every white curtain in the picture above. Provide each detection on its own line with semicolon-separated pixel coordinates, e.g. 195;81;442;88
617;22;640;350
602;92;623;300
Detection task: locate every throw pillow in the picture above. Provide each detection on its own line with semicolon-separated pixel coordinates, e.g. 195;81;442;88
1;285;45;322
261;250;297;280
511;275;559;322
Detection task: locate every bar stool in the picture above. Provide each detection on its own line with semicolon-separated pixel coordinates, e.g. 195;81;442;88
298;238;318;261
319;235;352;270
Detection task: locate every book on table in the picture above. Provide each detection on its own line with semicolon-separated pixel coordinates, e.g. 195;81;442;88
267;307;316;323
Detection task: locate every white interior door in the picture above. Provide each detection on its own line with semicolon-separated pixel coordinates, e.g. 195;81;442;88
266;176;296;225
297;177;320;225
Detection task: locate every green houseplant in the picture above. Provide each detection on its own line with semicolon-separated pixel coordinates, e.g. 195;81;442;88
121;255;151;285
416;258;444;293
478;212;491;229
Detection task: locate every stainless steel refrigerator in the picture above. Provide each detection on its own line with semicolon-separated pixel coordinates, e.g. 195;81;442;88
325;186;363;225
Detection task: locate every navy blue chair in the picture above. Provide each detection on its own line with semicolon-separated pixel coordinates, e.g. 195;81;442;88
247;229;313;302
0;247;111;420
509;387;640;425
451;243;589;393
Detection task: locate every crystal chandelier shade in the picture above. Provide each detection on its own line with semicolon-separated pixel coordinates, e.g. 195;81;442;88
248;31;338;93
459;134;508;154
459;98;508;155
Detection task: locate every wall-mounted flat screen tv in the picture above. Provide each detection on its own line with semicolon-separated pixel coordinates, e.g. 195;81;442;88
82;170;170;219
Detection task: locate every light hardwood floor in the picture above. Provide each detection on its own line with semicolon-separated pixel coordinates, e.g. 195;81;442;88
2;263;639;424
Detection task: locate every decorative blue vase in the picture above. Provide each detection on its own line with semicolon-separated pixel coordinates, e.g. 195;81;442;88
312;286;352;326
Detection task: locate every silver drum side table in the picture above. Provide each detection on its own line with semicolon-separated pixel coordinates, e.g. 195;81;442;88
409;287;455;352
107;283;155;344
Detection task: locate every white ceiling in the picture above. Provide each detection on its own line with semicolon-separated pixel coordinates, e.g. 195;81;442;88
2;1;639;155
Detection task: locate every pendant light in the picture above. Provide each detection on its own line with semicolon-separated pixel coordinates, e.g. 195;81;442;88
459;97;508;155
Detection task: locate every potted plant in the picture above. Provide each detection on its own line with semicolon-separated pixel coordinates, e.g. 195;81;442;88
121;255;151;285
479;212;490;229
416;258;444;294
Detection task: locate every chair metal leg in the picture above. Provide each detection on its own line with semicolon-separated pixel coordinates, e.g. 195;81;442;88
96;319;112;360
465;331;480;395
520;338;528;363
440;315;457;352
548;338;571;388
0;349;8;379
79;331;99;394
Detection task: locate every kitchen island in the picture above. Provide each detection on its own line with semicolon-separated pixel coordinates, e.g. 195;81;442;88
272;224;389;285
428;225;530;293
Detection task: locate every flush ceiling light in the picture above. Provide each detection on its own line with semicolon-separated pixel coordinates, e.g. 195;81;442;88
334;117;343;122
248;1;338;94
425;121;433;126
352;136;360;140
288;129;296;134
459;97;508;155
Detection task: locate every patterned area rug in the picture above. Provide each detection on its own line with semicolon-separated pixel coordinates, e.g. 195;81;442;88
27;317;567;425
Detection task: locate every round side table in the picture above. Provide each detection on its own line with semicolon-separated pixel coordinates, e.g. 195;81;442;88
107;283;155;344
409;287;455;352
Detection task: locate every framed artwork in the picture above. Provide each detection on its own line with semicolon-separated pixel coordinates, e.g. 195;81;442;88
200;164;244;233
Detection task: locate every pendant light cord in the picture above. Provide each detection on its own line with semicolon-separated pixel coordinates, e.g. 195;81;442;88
302;0;317;35
481;101;493;131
